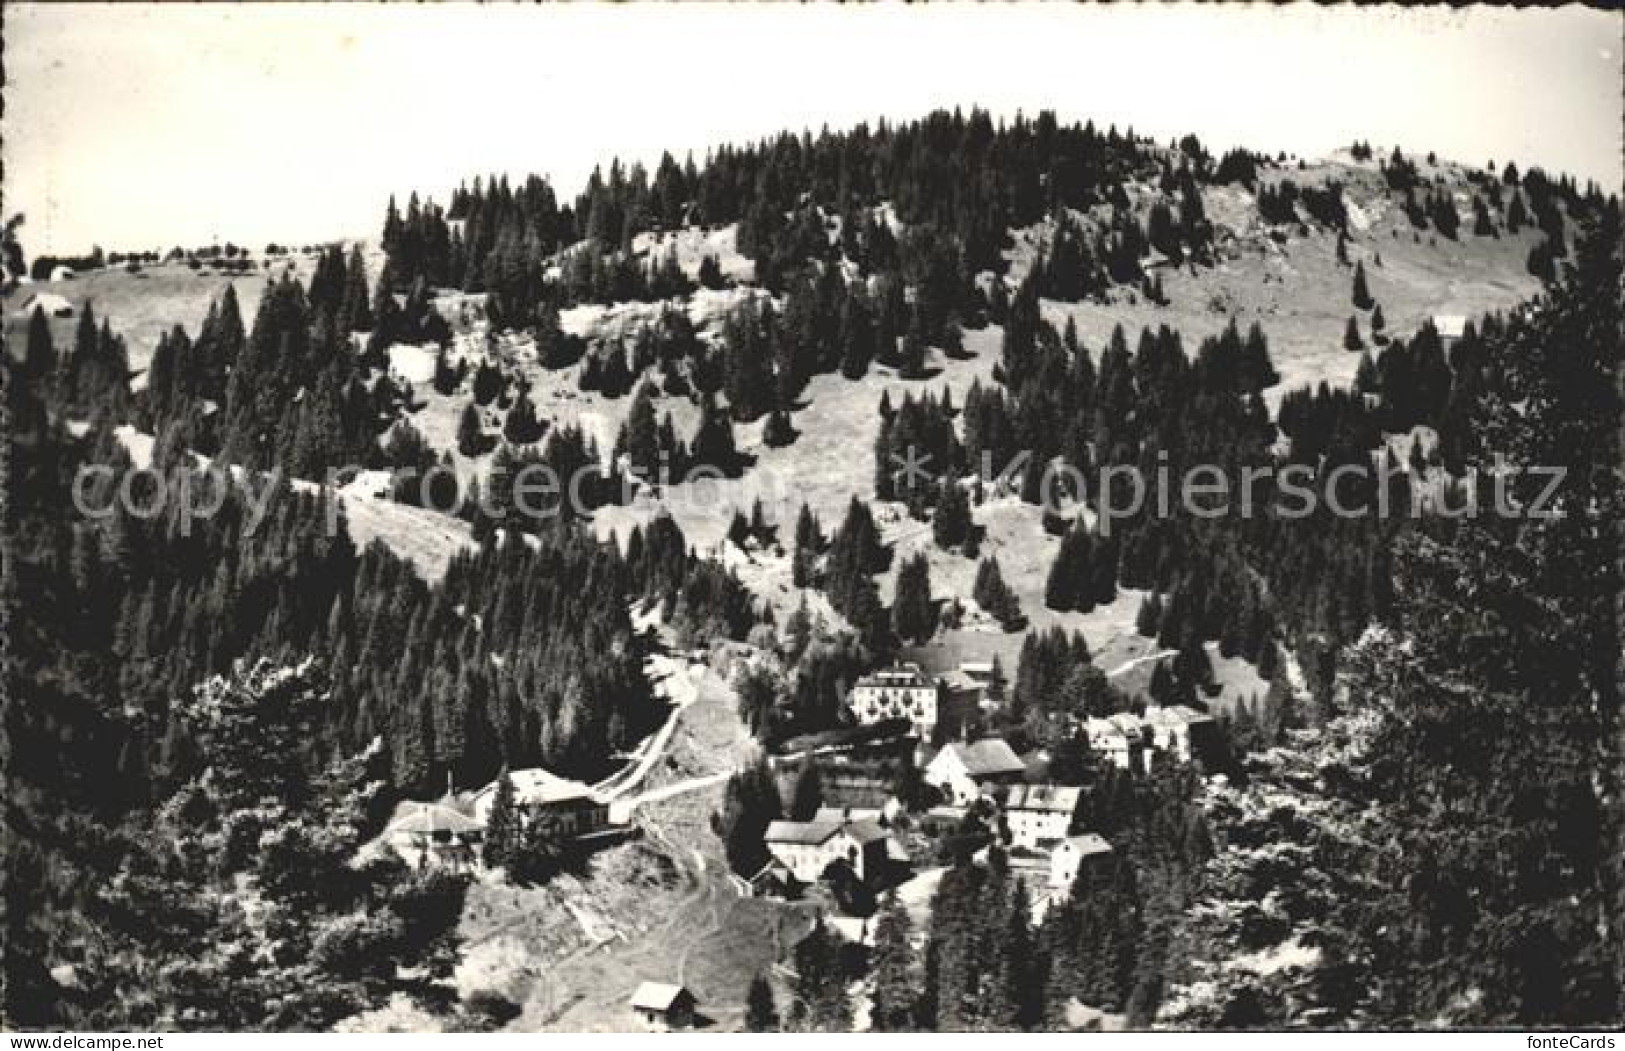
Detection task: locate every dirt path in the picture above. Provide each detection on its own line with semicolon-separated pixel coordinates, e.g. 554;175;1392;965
611;734;880;823
594;655;701;801
1104;648;1177;679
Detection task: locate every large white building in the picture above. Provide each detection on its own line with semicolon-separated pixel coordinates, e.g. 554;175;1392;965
848;663;941;739
764;815;890;884
468;768;612;839
1001;783;1082;850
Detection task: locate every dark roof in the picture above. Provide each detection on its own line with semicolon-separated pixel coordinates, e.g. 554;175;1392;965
1004;783;1082;814
749;858;794;885
767;815;889;848
843;818;889;846
822;782;894;809
942;738;1025;777
855;663;933;690
764;819;842;846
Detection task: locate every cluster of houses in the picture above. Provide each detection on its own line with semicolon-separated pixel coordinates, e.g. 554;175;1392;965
1084;704;1217;770
376;659;1219;1029
921;738;1114;896
746;663;1223;905
752;732;1119;903
849;661;1219;773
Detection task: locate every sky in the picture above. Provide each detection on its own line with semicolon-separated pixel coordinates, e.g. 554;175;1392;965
5;3;1620;256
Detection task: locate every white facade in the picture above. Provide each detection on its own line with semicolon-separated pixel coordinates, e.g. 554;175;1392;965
1141;705;1213;763
925;738;1026;805
1086;707;1219;769
469;768;611;838
381;802;484;872
764;818;887;883
924;748;980;804
1002;784;1082;850
766;834;848;883
1433;314;1468;341
1085;715;1144;771
1050;834;1115;892
849;663;940;739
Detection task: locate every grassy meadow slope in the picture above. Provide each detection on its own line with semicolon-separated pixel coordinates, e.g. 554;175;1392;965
3;254;321;379
4;156;1541;717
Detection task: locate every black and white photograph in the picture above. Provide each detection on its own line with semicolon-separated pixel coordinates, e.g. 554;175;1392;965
2;2;1621;1037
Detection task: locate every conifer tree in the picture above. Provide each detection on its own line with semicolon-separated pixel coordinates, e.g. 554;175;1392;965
482;768;519;868
1353;350;1381;396
21;305;56;384
457;402;487;457
1507;191;1527;233
432;345;460;396
869;891;919;1031
789;758;824;821
762;408;796;448
698;254;725;291
502;392;544;445
1352;261;1374;310
714;756;783;877
1135;592;1163;637
339;243;374;336
1527;239;1557;282
617;380;661;470
992;878;1039;1029
512;803;567;884
839;290;876;381
690;393;741;476
792;503;824;588
898;310;929;380
1344;316;1364;351
791;916;851;1032
745;975;779;1032
973;557;1025;631
933;479;972;551
892;551;935;645
723;304;774;422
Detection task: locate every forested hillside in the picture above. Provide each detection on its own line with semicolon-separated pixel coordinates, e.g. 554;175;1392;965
4;106;1618;1031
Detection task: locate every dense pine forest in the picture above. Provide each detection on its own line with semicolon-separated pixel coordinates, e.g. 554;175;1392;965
3;104;1620;1031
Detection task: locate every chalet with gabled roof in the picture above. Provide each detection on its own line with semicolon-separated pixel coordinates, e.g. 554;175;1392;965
630;981;697;1030
764;813;889;885
924;737;1026;804
468;768;612;839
